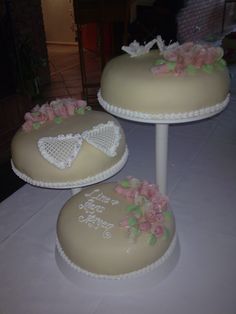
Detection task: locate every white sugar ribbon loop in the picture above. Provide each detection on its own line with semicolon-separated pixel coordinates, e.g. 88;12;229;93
38;121;121;169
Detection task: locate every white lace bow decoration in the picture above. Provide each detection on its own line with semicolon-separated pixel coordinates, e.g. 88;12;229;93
38;121;121;169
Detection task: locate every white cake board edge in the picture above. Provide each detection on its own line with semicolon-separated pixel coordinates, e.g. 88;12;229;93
98;90;230;124
11;146;128;189
55;233;180;295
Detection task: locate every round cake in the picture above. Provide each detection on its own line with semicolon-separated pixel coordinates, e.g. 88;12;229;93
56;177;177;282
98;40;230;123
11;98;128;188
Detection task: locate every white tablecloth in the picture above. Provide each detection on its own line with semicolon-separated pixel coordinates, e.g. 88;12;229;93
1;69;236;313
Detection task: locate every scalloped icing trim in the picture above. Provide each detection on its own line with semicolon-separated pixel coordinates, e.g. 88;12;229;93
55;232;178;280
98;91;230;124
11;146;128;189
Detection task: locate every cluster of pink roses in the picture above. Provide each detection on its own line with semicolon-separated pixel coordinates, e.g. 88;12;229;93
116;177;169;244
22;98;88;132
152;42;224;76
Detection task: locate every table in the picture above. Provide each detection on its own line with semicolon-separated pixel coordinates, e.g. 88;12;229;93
1;75;236;313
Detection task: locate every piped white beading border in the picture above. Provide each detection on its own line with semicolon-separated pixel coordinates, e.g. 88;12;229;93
98;91;230;124
11;146;128;189
55;232;178;281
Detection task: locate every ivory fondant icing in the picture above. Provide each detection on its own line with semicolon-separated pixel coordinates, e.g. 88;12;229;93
56;179;176;277
99;49;230;122
11;100;127;188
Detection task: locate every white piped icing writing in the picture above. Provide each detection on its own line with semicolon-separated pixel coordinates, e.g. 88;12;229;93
78;189;119;239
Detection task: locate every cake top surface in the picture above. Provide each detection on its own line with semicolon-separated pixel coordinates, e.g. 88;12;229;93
11;98;128;188
99;36;230;123
57;177;176;276
121;36;226;77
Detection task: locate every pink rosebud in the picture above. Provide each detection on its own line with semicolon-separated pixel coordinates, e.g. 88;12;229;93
153;225;164;237
120;218;129;228
115;185;125;195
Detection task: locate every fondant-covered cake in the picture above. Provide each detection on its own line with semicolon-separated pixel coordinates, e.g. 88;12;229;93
11;98;128;188
98;37;230;123
56;177;177;279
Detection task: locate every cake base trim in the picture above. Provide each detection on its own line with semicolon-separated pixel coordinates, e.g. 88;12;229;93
56;230;179;277
11;146;128;189
55;233;179;294
98;90;230;124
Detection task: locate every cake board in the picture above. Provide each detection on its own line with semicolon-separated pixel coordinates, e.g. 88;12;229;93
55;233;180;295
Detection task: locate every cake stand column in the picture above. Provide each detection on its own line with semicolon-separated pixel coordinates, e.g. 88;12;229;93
155;123;169;195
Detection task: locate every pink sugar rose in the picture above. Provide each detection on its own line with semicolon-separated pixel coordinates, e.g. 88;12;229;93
155;213;164;223
38;103;49;114
38;112;48;123
179;42;194;52
24;112;41;122
46;106;55;121
65;103;75;116
31;104;40;112
139;221;152;232
151;64;169;75
153;225;164;237
39;104;54;121
76;100;87;108
163;49;178;62
146;209;158;223
22;120;33;132
174;62;185;76
115;185;136;202
53;104;68;118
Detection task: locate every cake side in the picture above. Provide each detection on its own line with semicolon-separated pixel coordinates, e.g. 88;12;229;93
100;42;230;116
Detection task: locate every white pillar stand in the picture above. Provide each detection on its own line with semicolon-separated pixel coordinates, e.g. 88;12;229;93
71;187;82;195
155;123;169;195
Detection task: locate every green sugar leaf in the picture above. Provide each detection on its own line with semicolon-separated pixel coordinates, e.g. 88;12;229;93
164;211;172;220
131;226;140;236
217;59;226;68
202;64;214;74
120;180;130;188
154;58;166;65
186;64;197;74
32;122;40;130
126;205;142;216
134;206;142;217
128;217;137;227
148;233;157;246
32;112;40;116
54;116;62;124
163;227;170;240
76;107;85;115
167;62;176;71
